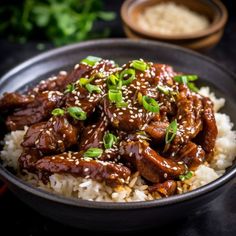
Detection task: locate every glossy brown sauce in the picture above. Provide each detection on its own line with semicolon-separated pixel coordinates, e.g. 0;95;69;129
0;58;218;197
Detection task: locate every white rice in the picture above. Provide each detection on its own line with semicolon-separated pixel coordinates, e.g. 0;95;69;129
0;87;236;201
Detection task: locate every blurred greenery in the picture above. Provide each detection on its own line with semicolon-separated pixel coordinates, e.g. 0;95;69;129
0;0;116;46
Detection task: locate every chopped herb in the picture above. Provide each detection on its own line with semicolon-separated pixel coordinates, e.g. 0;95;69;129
157;85;177;96
174;75;198;83
67;106;87;120
64;83;75;93
103;132;117;149
116;101;128;108
165;119;178;144
142;96;159;113
131;60;148;72
179;171;193;181
120;68;136;85
173;74;199;92
85;84;101;93
108;89;122;103
0;0;116;46
51;108;65;116
81;56;102;66
84;148;103;158
79;77;95;86
107;74;122;89
137;92;143;105
187;82;199;92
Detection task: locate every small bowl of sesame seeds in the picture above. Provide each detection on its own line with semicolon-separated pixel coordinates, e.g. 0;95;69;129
121;0;228;51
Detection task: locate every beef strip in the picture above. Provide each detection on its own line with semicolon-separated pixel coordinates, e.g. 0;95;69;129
167;84;204;154
148;180;177;197
119;140;186;183
103;97;154;132
0;93;34;111
6;91;63;130
177;141;205;170
144;121;169;143
35;115;79;154
19;148;43;171
79;116;108;150
21;122;46;147
196;97;218;160
35;152;131;186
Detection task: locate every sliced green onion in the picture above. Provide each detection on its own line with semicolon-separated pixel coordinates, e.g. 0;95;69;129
78;77;94;86
131;60;148;72
107;74;122;89
157;85;178;96
179;171;193;181
51;108;65;116
142;96;159;113
174;75;198;84
165;119;178;144
103;132;118;149
108;89;122;103
64;83;75;93
187;82;199;92
85;84;101;93
67;106;87;120
157;85;171;95
174;75;199;93
84;148;103;158
137;92;143;105
108;74;119;85
116;101;128;108
120;68;136;85
81;56;102;66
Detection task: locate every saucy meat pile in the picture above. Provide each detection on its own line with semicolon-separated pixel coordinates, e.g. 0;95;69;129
0;57;217;197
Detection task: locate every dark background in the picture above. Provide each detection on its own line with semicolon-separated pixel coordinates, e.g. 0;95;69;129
0;0;235;235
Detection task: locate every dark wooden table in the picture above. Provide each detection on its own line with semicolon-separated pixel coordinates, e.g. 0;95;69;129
0;1;235;235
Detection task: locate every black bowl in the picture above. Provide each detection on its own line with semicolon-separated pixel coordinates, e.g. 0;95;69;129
0;39;235;231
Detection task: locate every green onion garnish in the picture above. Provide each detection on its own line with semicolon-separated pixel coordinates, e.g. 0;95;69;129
83;148;103;158
137;92;143;105
116;101;128;108
108;89;123;103
179;171;193;181
67;107;87;120
173;75;199;92
51;108;65;116
78;77;94;86
107;74;122;89
165;119;178;144
157;85;171;95
64;83;75;93
173;75;198;84
131;60;148;72
81;56;102;66
103;132;118;149
85;84;101;93
142;96;159;113
187;82;199;92
108;74;119;85
120;68;136;85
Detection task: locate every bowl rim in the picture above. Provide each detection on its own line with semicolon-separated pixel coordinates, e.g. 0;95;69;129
0;38;236;210
121;0;228;40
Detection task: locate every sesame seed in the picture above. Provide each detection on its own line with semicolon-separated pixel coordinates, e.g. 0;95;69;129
35;140;39;144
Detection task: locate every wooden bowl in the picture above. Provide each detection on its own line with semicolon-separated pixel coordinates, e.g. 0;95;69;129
121;0;228;51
